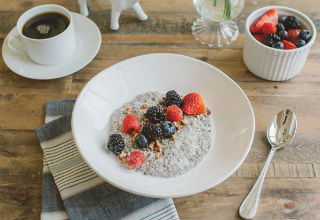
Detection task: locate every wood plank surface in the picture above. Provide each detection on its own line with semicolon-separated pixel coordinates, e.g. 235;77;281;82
0;0;320;219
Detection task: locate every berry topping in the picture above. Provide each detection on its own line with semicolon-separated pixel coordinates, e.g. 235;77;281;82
263;34;281;47
253;34;264;43
278;15;287;24
261;23;277;34
161;121;176;138
288;29;301;44
283;16;300;29
142;123;162;140
296;39;306;48
277;30;289;40
281;40;297;50
182;93;206;115
107;134;125;155
145;106;165;123
166;105;183;122
127;151;145;167
164;90;182;107
272;41;284;49
276;23;285;32
299;29;311;42
135;134;149;149
250;9;278;33
122;114;140;134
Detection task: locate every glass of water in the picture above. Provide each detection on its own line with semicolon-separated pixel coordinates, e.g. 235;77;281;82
192;0;245;47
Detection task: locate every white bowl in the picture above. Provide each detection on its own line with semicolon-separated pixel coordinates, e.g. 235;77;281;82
243;6;316;81
72;53;255;198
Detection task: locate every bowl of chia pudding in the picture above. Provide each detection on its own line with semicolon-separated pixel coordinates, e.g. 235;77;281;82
72;53;255;198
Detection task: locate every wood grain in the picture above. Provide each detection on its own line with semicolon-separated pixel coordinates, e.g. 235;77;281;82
0;0;320;219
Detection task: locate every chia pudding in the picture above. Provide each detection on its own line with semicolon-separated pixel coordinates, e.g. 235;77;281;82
107;91;213;178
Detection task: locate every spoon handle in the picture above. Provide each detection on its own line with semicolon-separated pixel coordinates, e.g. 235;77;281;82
239;147;276;219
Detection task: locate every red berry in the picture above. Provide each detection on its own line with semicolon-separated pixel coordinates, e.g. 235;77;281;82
182;93;206;115
250;9;278;34
122;114;140;133
287;29;301;44
166;105;183;122
253;34;265;43
127;151;145;167
261;23;277;34
281;40;297;50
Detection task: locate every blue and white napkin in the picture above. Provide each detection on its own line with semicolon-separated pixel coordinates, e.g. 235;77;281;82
35;99;179;220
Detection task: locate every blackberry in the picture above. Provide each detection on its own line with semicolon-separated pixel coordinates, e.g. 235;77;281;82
263;34;280;47
161;121;176;138
278;16;287;24
135;134;149;148
272;41;284;49
277;30;288;40
107;134;125;155
296;39;306;48
145;106;165;123
299;30;311;42
164;90;182;107
283;16;300;29
142;123;162;140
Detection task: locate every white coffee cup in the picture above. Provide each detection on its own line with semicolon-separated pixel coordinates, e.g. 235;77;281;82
7;4;77;65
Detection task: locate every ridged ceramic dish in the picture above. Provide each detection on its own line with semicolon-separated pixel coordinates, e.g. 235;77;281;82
243;6;316;81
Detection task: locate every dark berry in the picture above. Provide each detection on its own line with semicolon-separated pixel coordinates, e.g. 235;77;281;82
161;121;176;138
145;106;165;123
107;134;125;155
295;39;306;48
135;134;149;148
283;16;300;29
263;34;281;47
278;16;287;24
164;90;182;107
142;123;162;140
277;30;288;40
276;23;285;32
272;41;284;49
299;29;311;42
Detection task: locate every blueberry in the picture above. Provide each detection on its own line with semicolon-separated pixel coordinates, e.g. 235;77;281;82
160;121;176;138
278;16;287;24
272;41;284;49
277;30;289;40
276;23;285;32
263;34;281;47
283;16;300;29
299;29;311;42
135;134;149;148
296;39;306;48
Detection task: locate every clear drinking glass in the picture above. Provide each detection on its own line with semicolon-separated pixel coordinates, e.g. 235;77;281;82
192;0;245;47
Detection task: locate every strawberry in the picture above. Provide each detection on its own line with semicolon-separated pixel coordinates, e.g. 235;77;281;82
122;114;140;133
182;93;206;115
261;23;277;34
250;9;278;34
288;29;301;44
127;151;145;167
253;34;265;43
281;40;297;50
166;105;183;122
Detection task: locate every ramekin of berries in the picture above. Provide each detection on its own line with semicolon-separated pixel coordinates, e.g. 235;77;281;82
243;6;316;81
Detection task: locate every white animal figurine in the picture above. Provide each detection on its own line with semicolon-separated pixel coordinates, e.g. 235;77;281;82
77;0;148;30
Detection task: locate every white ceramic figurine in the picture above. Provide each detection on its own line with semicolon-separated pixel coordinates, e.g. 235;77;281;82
77;0;148;30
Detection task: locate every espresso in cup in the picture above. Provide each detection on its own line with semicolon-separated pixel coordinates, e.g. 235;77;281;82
23;12;70;39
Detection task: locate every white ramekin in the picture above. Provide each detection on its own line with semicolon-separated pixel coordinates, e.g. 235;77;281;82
243;6;316;81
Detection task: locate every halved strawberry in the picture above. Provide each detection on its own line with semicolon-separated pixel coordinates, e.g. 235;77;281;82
250;9;278;34
261;23;277;34
122;114;140;133
281;40;297;50
253;34;265;43
288;29;301;44
182;93;205;115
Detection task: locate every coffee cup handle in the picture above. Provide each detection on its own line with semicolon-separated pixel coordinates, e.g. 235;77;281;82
7;34;27;54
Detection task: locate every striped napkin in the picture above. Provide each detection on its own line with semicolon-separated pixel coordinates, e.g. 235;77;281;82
35;99;179;220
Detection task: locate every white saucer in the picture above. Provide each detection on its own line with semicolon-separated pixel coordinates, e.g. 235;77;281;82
2;12;101;80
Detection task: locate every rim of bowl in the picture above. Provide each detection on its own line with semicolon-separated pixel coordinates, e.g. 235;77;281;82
245;6;317;53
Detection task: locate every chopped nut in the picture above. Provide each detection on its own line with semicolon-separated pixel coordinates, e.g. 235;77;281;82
148;141;155;150
174;122;181;130
154;146;161;152
132;132;139;143
181;119;188;125
118;152;127;163
140;104;148;109
163;107;168;111
171;134;176;140
196;115;200;120
159;100;164;105
156;153;163;159
155;123;160;127
207;109;211;115
155;139;162;148
128;165;134;170
203;111;208;117
125;107;131;115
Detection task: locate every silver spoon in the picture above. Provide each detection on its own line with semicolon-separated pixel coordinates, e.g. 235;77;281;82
239;109;297;219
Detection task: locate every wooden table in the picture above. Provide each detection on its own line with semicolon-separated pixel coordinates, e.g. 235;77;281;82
1;0;320;219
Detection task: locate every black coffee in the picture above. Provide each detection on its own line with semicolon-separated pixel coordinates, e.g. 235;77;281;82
22;12;69;39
